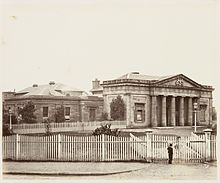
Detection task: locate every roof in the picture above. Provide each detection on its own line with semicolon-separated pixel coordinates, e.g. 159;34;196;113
16;82;85;97
117;72;176;81
101;72;213;91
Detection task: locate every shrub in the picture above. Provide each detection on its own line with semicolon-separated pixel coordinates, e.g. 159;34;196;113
92;124;120;136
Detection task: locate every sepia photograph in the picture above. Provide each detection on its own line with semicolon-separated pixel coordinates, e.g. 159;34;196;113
1;0;219;182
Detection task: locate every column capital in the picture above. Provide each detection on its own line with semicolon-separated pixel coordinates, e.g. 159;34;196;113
175;95;187;98
124;93;131;96
168;95;176;98
161;95;168;97
151;95;158;97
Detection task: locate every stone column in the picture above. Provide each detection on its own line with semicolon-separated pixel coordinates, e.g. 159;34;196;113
151;96;157;127
188;97;193;126
179;97;184;126
161;96;167;127
170;96;176;126
146;96;151;127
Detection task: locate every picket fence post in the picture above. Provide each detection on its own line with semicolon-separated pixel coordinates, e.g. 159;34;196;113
203;128;212;162
176;136;181;163
102;134;105;161
58;134;61;160
16;134;20;160
146;129;153;162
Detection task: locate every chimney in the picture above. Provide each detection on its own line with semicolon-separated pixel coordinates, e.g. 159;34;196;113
49;81;55;85
131;72;139;74
32;84;38;87
127;72;140;79
92;78;100;89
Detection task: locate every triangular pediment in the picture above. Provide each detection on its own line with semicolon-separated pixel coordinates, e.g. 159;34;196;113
156;74;203;88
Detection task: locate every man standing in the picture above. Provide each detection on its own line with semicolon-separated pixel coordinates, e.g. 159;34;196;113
167;143;173;164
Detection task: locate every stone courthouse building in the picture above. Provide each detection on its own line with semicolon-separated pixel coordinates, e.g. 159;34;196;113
91;72;214;128
3;82;103;123
3;72;214;128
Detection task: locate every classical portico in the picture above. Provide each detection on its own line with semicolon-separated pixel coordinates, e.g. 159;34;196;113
150;95;199;127
101;72;214;128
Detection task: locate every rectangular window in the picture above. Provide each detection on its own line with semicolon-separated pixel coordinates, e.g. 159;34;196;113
89;108;96;122
65;107;70;120
43;107;49;117
134;103;145;123
200;105;206;122
65;107;70;116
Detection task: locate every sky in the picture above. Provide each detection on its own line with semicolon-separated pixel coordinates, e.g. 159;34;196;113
0;0;219;110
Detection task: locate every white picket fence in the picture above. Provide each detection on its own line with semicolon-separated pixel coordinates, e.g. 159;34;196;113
210;134;217;161
11;121;127;134
2;133;216;163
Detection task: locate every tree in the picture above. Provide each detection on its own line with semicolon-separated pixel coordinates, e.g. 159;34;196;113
55;105;65;123
110;95;125;120
18;101;36;123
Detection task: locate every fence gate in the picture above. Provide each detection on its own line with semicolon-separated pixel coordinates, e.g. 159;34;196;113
151;134;178;163
150;134;206;163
